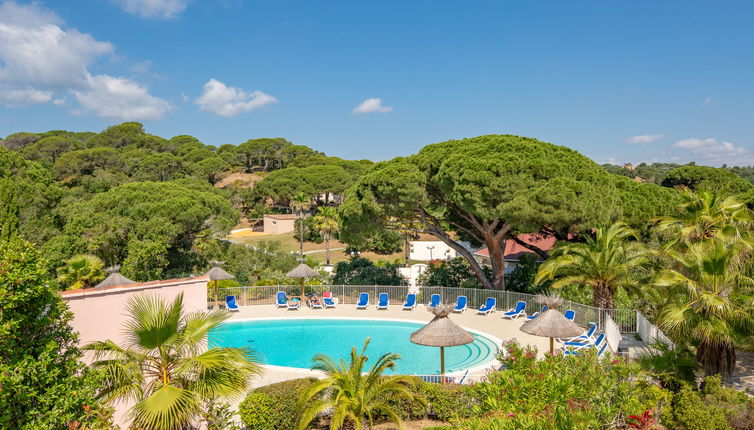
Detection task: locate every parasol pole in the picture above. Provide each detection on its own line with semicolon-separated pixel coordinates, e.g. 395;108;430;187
440;346;445;385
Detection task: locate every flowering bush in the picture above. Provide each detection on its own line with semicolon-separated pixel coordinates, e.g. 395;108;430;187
456;341;670;429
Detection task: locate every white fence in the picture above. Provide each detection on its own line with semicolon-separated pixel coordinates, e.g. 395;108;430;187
217;285;639;333
637;312;675;348
603;313;622;353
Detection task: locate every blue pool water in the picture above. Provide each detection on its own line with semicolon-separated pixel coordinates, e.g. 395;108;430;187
209;318;499;375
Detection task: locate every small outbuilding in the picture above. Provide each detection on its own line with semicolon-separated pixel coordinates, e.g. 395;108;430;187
263;213;298;234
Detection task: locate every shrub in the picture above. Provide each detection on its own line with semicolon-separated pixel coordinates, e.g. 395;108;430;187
455;340;670;429
238;378;319;430
661;375;754;430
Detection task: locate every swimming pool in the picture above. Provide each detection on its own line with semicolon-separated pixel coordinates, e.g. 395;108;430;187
209;318;500;375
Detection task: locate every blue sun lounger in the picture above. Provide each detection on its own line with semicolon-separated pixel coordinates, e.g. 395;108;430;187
564;333;605;351
560;324;597;343
276;291;288;308
402;293;417;310
564;309;575;321
526;305;547;320
356;292;369;309
453;295;467;313
287;298;300;310
377;293;389;310
501;301;527;319
428;294;441;309
476;297;496;315
564;334;608;357
225;295;239;312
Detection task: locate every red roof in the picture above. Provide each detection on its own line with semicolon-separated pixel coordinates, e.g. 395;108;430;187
474;234;557;261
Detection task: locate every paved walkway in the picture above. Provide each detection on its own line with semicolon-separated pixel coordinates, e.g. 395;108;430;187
229;303;552;388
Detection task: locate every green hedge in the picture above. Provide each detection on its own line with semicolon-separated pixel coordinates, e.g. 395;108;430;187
238;378;319;430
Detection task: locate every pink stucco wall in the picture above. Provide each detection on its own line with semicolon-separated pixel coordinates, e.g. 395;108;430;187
61;276;209;352
60;276;209;427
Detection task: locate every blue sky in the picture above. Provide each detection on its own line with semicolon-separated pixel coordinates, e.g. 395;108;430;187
1;1;753;166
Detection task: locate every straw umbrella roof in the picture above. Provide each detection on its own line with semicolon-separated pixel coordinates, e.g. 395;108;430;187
286;263;320;279
410;305;474;347
519;295;583;339
205;261;235;281
95;266;134;289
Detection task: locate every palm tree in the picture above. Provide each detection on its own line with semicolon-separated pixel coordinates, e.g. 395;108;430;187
57;254;105;289
290;192;311;258
85;293;260;430
296;338;425;430
311;206;340;265
652;239;754;377
535;222;651;309
655;188;752;248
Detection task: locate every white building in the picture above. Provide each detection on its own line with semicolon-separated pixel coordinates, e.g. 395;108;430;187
409;240;474;261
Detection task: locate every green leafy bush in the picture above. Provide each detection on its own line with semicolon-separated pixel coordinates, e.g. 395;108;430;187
238;378;319;429
661;375;754;430
455;340;670;429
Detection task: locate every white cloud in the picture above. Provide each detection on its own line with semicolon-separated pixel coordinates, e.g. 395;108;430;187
624;134;664;144
72;75;170;121
672;138;749;164
0;86;52;107
0;1;169;120
352;97;392;114
196;79;277;117
114;0;189;19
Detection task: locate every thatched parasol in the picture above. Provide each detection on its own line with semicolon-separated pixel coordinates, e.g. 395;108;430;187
411;305;474;383
204;261;235;307
286;263;320;299
519;294;583;354
94;265;134;289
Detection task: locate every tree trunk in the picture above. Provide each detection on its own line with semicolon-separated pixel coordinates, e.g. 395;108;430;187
404;235;410;267
484;233;507;290
298;212;304;259
423;223;493;290
325;236;330;265
698;340;736;377
593;283;614;309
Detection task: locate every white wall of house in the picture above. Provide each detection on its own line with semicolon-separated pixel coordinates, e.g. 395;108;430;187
409;240;473;261
398;263;428;286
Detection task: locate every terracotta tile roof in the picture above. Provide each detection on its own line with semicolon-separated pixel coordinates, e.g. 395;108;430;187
60;275;209;297
264;213;298;220
473;234;558;261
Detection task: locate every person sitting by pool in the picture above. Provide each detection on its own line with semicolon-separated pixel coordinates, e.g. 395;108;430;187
307;294;323;309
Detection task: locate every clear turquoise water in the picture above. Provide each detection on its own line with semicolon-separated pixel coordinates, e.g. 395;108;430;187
209;318;499;375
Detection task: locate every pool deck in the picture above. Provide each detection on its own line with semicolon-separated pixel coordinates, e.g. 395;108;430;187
230;303;553;388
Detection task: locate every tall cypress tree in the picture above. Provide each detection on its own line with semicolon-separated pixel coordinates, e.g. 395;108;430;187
0;177;19;241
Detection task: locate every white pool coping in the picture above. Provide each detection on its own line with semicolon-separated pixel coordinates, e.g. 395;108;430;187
221;316;504;377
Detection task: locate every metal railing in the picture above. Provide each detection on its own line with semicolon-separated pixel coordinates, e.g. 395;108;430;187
217;285;638;333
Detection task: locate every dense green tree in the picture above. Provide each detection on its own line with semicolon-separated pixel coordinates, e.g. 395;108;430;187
296;338;424;430
20;135;84;167
54;147;126;187
134;152;184;182
182;147;216;163
0;177;20;241
1;131;41;150
331;257;405;285
340;135;649;290
661;165;753;194
0;147;63;243
56;254;105;290
0;239;108;429
85;294;260;430
254;164;353;206
57;181;239;280
237;137;293;172
535;222;652;308
192;157;229;185
312;206;340;265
